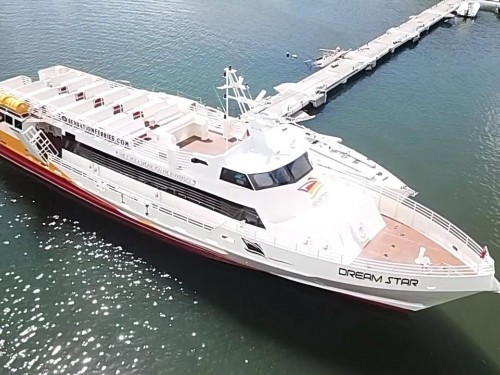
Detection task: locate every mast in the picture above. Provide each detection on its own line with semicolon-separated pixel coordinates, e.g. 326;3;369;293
225;66;230;118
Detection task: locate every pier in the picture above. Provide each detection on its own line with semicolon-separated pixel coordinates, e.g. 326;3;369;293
245;0;492;120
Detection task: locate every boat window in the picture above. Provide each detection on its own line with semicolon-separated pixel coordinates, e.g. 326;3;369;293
14;119;23;129
113;104;123;115
4;114;13;126
94;98;104;108
61;137;266;228
271;166;292;184
220;168;253;190
235;208;264;227
191;157;208;166
249;172;275;189
249;152;312;190
287;153;312;181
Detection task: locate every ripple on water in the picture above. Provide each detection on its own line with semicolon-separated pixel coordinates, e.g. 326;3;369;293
0;210;209;374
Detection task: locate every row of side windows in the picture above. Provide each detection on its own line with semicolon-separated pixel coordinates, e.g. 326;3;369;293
0;112;23;129
220;168;253;190
219;153;313;191
62;136;265;228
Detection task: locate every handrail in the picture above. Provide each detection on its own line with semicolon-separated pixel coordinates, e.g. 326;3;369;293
225;219;493;277
222;170;494;276
48;154;493;277
0;77;223;169
48;154;219;232
337;171;488;258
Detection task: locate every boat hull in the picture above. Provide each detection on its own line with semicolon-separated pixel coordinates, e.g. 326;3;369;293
0;128;496;312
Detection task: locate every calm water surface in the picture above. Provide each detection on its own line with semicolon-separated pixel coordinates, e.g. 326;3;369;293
1;0;499;373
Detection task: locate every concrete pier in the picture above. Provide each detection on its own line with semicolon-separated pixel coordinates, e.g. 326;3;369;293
250;0;467;119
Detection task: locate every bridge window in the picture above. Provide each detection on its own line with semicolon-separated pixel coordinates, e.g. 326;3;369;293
287;153;312;181
249;152;312;190
249;171;275;189
75;92;85;101
270;166;292;184
220;168;253;190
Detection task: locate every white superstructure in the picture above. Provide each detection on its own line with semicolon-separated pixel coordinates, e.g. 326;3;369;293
0;66;498;311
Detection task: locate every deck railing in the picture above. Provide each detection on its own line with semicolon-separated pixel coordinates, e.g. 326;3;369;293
337;171;490;261
226;220;493;277
223;170;495;277
48;155;218;233
48;154;493;277
0;77;225;170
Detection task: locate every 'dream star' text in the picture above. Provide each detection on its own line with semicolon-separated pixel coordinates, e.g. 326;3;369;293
339;268;418;286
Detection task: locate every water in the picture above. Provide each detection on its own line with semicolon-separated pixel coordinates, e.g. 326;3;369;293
1;0;499;373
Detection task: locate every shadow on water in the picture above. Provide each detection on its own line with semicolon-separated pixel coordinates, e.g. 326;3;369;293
1;160;499;374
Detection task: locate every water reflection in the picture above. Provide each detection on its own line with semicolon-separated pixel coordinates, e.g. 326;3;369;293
0;161;498;374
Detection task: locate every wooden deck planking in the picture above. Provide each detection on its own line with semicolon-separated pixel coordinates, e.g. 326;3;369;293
359;217;464;266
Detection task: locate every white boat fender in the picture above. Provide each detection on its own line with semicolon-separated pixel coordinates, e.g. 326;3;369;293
359;225;367;241
415;246;431;266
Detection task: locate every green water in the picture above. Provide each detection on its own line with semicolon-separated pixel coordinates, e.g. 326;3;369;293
0;0;499;373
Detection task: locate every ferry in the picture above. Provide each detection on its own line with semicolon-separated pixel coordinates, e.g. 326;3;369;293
0;65;498;311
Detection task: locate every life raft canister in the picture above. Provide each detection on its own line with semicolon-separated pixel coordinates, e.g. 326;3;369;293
0;92;30;115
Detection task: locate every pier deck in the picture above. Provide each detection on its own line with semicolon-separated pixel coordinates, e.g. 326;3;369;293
254;0;463;119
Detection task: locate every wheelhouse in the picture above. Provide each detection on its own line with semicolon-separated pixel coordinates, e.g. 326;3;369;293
220;152;312;190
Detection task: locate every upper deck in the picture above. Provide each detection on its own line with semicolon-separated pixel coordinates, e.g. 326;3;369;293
0;65;246;159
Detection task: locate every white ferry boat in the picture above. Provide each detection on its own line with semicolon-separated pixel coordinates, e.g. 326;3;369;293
0;65;498;311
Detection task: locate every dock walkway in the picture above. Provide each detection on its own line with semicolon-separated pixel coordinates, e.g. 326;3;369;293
253;0;463;119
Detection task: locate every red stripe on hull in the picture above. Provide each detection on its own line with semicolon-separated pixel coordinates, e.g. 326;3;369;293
0;144;240;266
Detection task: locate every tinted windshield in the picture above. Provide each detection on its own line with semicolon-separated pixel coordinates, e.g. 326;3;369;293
249;153;313;190
250;172;275;189
220;168;253;189
288;153;312;181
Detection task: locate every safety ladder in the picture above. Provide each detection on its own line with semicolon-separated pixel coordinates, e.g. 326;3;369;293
23;126;58;164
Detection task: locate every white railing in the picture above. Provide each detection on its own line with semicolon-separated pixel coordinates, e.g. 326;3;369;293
188;103;249;137
23;126;58;163
48;154;218;232
0;79;224;170
225;219;493;277
221;171;494;277
339;172;488;258
188;102;223;123
47;153;493;277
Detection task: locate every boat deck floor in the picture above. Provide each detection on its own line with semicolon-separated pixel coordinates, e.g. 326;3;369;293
177;131;239;155
359;217;464;266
